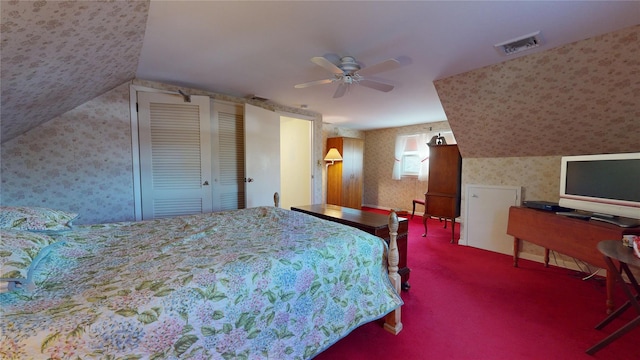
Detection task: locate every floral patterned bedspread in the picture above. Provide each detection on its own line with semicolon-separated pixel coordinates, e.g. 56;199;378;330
1;207;402;359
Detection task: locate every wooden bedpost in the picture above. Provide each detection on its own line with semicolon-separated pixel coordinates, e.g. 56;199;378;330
384;210;403;334
274;192;280;207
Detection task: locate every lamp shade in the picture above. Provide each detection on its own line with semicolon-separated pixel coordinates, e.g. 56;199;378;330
324;148;343;162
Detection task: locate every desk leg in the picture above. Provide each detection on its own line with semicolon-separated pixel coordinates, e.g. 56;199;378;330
597;260;637;325
450;218;456;244
544;248;550;268
587;257;640;355
606;269;615;315
513;238;520;267
421;213;428;237
620;262;640;313
587;316;640;355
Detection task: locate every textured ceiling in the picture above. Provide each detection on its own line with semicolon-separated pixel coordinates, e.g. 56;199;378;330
435;25;640;158
0;0;150;142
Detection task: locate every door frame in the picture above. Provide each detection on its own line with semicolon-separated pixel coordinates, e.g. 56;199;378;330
130;84;207;220
277;111;315;208
130;85;319;218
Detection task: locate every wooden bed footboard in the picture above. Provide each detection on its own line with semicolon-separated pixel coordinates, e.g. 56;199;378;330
285;198;402;334
384;210;403;334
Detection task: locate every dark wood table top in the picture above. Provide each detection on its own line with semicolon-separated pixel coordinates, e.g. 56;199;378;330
598;240;640;268
291;204;407;230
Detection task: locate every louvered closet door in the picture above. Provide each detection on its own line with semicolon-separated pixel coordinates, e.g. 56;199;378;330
138;92;212;219
212;101;245;211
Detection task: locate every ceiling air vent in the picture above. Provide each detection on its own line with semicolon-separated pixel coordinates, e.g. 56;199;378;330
494;31;542;56
247;94;269;102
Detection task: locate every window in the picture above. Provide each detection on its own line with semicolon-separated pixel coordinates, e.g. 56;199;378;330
392;131;456;181
400;135;420;177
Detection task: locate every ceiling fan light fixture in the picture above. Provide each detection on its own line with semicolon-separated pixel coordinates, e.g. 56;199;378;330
295;54;408;98
339;56;360;72
494;31;542;55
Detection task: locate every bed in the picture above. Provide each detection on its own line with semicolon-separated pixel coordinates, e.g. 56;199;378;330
1;205;403;359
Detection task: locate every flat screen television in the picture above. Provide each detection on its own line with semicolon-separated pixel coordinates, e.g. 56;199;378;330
558;152;640;223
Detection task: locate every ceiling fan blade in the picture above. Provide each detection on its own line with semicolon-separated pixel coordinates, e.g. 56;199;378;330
333;83;348;98
294;78;335;89
311;56;344;75
357;58;402;77
359;79;394;92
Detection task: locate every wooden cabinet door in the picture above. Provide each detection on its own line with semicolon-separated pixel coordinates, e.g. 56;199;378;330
428;145;460;195
425;144;462;218
326;137;363;209
326;137;344;206
343;138;363;209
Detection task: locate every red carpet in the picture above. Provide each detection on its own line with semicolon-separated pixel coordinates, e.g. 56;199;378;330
315;209;639;360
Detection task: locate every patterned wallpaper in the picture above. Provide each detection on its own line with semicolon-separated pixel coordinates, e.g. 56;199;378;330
134;79;325;206
435;25;640;158
462;156;561;202
1;0;633;267
362;121;452;213
359;121;570;265
1;79;324;224
1;82;135;224
0;0;150;143
462;156;561;260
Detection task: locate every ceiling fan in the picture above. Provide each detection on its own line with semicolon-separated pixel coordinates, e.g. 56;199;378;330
294;55;407;98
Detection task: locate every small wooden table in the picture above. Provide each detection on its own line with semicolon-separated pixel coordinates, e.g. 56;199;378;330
291;204;410;290
507;206;640;313
586;240;640;355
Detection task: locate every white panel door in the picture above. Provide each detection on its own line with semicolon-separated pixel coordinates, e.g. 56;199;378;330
244;104;280;207
138;92;212;219
464;185;521;255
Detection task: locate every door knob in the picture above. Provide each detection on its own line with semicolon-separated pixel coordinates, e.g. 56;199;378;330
203;181;209;186
247;178;254;183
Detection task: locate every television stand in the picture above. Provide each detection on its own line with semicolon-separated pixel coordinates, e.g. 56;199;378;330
555;211;591;220
507;206;640;314
590;214;640;228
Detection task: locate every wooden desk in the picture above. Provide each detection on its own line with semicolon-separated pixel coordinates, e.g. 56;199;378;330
506;206;640;313
586;240;640;355
291;204;410;290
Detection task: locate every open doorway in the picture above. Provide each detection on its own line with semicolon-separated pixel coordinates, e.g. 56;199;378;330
280;116;313;209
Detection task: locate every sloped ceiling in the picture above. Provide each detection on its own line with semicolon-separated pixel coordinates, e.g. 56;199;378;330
0;0;149;142
1;0;638;156
434;25;640;158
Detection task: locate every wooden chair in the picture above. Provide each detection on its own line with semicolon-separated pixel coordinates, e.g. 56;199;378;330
412;198;447;227
411;199;424;219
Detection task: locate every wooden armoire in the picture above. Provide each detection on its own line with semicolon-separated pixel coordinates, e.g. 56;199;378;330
326;137;364;209
422;144;462;242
